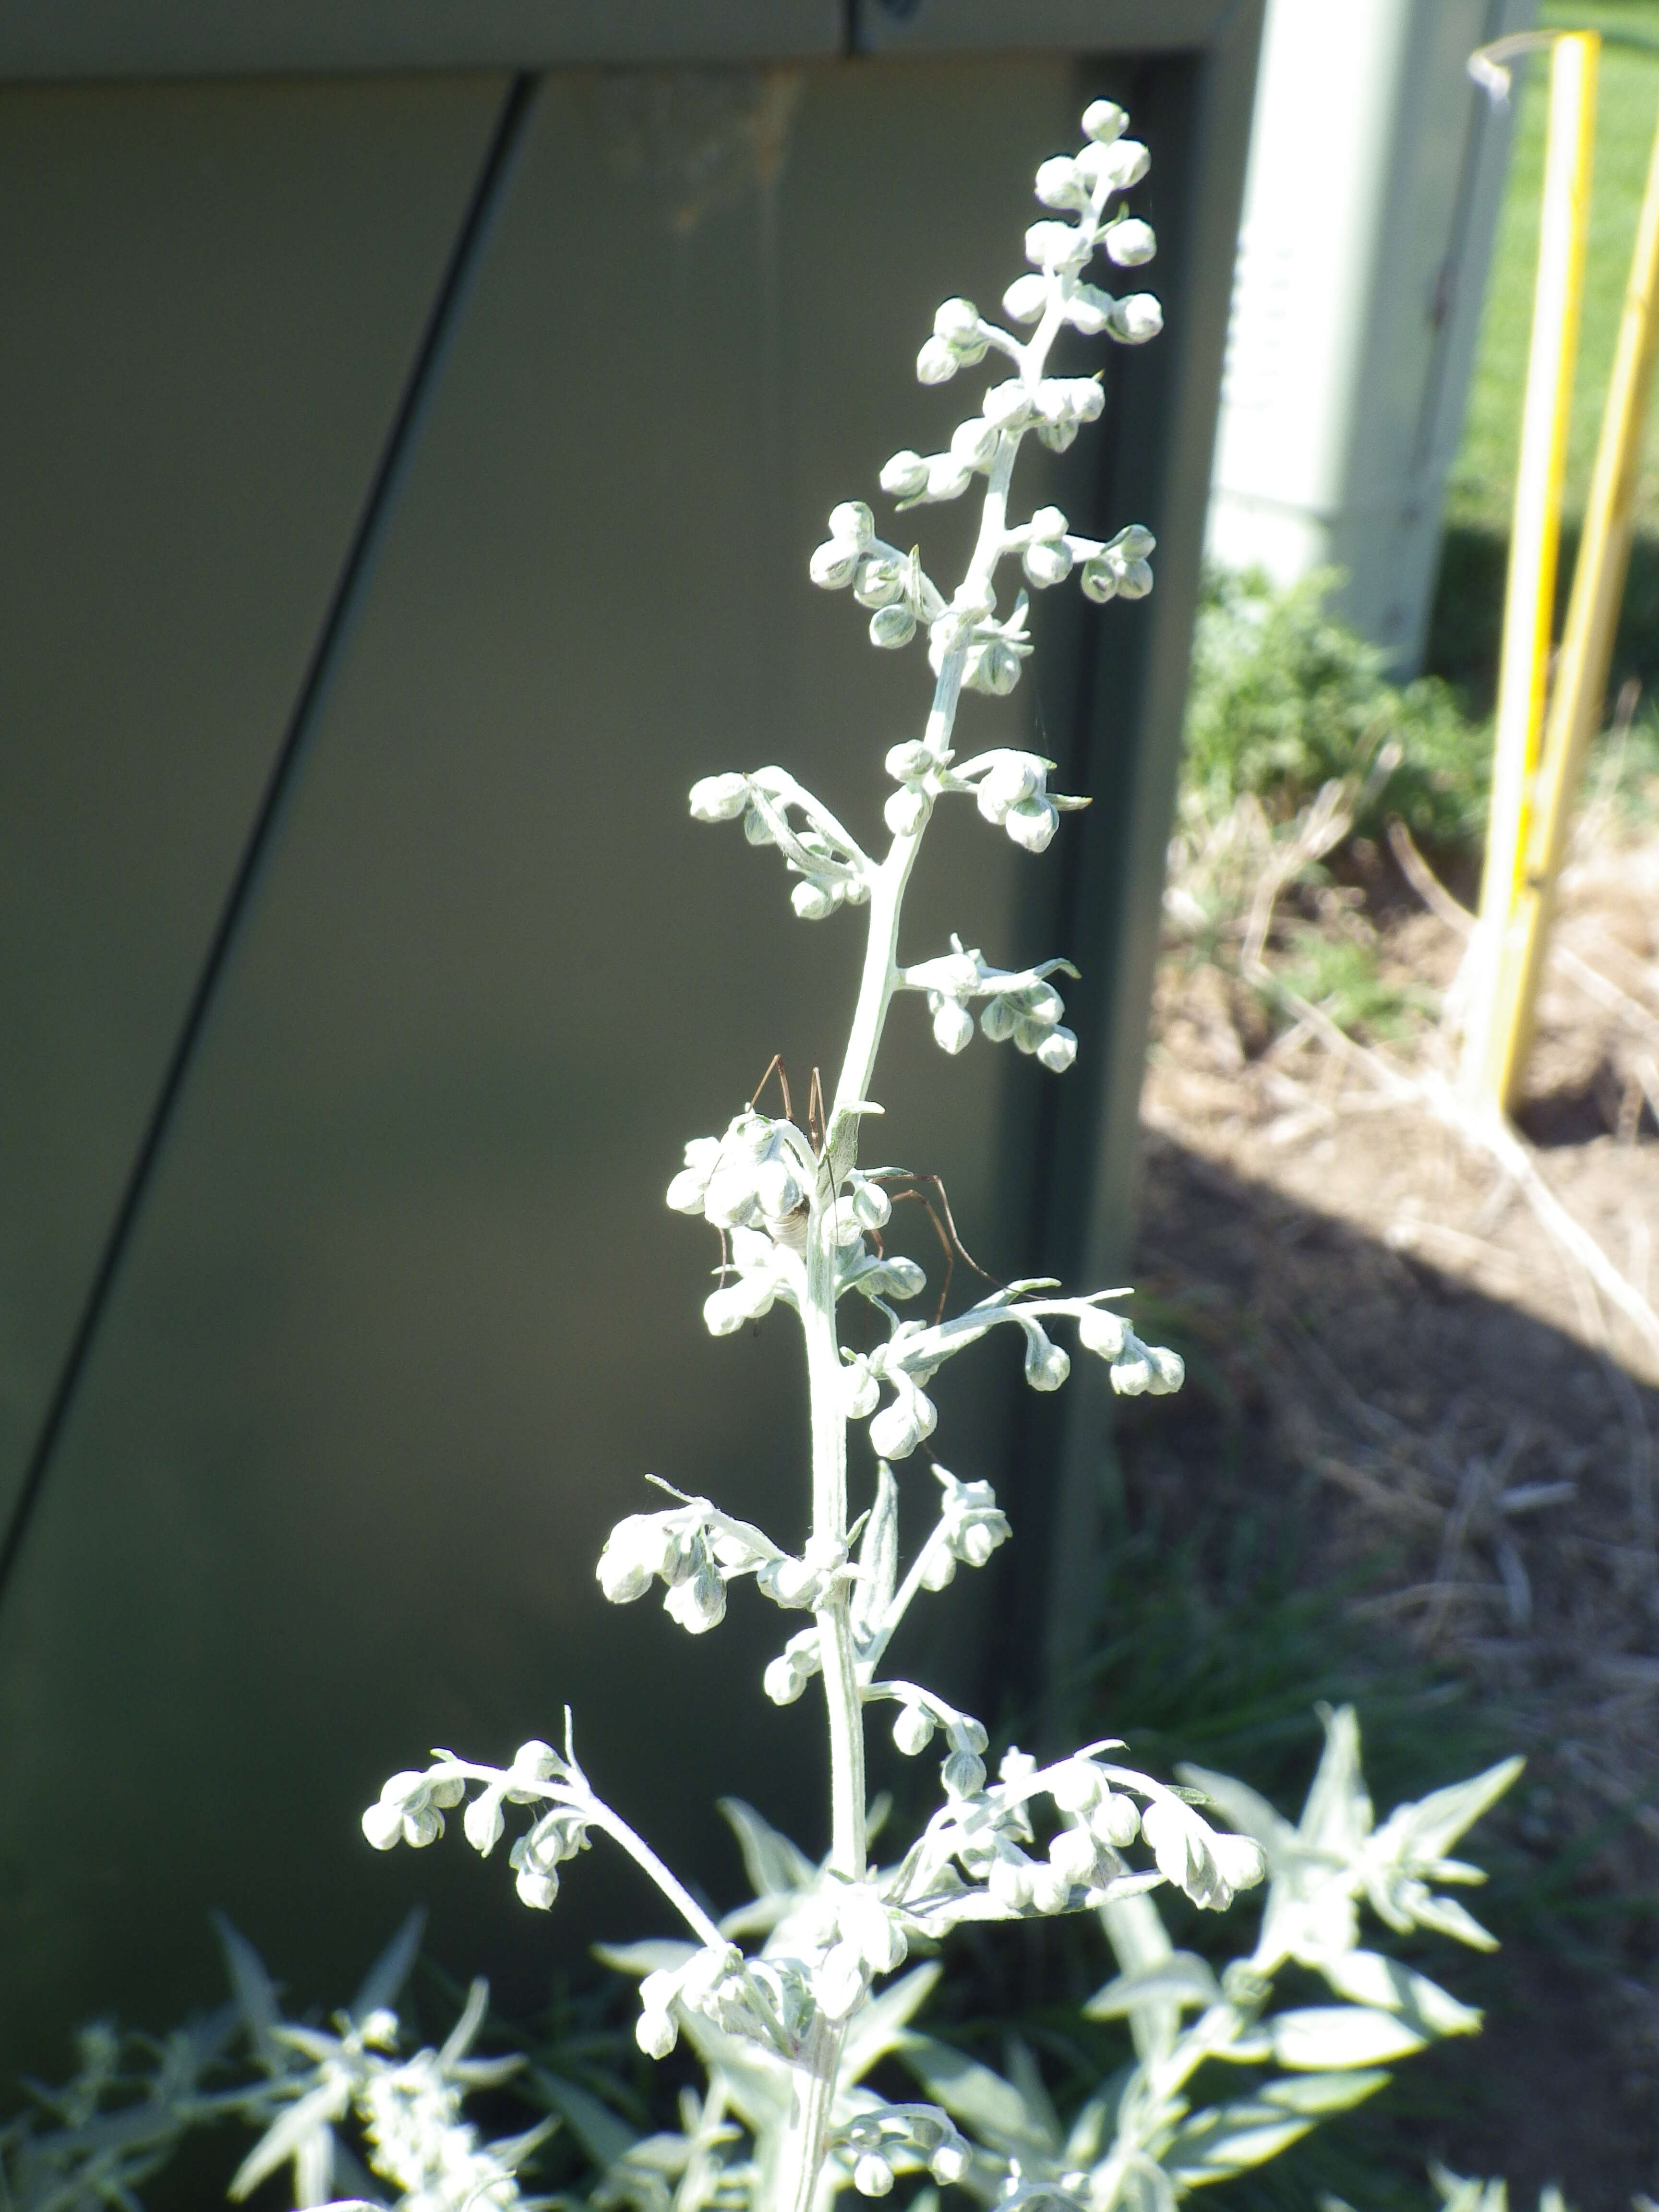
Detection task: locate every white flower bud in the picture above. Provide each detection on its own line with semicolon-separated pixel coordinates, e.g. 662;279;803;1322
1002;272;1048;322
1107;217;1156;266
854;2155;895;2198
931;998;974;1055
1113;523;1156;560
931;2145;969;2186
932;296;982;347
1110;1349;1153;1396
743;804;775;846
869;602;917;649
757;1554;819;1608
1080;556;1118;604
942;1747;986;1798
1034;155;1088;209
1064;281;1115;336
688;771;748;822
792;877;841;921
884;739;930;783
464;1791;505;1854
1029;1863;1070;1914
1024;1335;1070;1391
362;1799;406;1851
976;754;1039;822
1048;1824;1100;1887
988;1852;1035;1911
1050;1758;1103;1813
921;1549;957;1590
1025;219;1087;271
1148;1345;1185;1393
1027;504;1068;540
1100;137;1150;188
849;1176;891;1229
430;1776;467;1808
756;1156;803;1218
1082;98;1129;143
884;787;929;838
829;500;875;549
982;379;1035;430
1091;1790;1142;1848
854;555;905;609
1036;1026;1078;1073
916;335;958;384
893;1702;936;1755
664;1563;727;1634
1077;1306;1128;1358
950;415;1000;470
511;1739;561;1788
869;1390;932;1461
981;996;1018;1043
1023;539;1072;588
922;452;974;502
703;1270;778;1334
1005;796;1059;852
1116;558;1154;599
515;1863;560;1910
817;1942;866;2021
808;538;860;589
637;2006;678;2059
965;639;1022;697
666;1170;709;1214
764;1652;808;1705
880;448;930;499
1107;292;1162;345
842;1360;881;1422
403;1804;444;1847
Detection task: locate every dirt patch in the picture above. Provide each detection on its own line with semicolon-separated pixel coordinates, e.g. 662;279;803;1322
1120;819;1659;2203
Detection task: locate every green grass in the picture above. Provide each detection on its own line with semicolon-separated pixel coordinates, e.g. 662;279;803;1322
1432;2;1659;704
1448;2;1659;536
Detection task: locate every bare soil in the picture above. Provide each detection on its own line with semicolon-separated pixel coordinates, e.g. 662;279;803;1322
1121;820;1659;2206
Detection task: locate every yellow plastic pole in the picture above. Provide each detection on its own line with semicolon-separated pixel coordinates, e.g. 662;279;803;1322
1460;31;1599;1116
1486;83;1659;1108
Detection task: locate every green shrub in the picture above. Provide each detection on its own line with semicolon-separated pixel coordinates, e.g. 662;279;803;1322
1184;569;1490;852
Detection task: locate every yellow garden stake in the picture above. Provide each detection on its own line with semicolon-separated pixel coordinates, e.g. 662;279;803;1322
1460;30;1599;1118
1491;84;1659;1106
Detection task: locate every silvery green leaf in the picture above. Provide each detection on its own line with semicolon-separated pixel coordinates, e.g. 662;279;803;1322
1083;1951;1220;2019
531;2069;638;2168
212;1914;287;2072
893;2036;1053;2162
851;1464;900;1644
593;1939;699;1978
228;2078;350;2200
842;1964;941;2082
674;2014;794;2139
1163;2100;1315;2184
297;2124;335;2210
1256;2069;1390;2115
1300;1706;1373;1858
718;1797;817;1903
1405;1891;1501;1952
1270;2006;1428;2069
1319;1949;1481;2037
349;1907;425;2028
1380;1756;1526;1864
1004;2039;1062;2156
437;1976;490;2067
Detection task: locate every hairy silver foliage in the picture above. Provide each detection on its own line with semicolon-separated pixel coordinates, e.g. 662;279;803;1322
355;95;1522;2212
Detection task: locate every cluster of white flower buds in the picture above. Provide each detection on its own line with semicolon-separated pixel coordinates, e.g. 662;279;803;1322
885;1685;992;1798
689;766;872;922
898;1743;1266;1936
596;1491;782;1637
900;934;1081;1069
834;2105;972;2198
1074;1304;1185;1396
362;1742;593;1912
804;92;1159;728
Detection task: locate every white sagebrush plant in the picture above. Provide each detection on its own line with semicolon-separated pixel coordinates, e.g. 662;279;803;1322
358;102;1522;2212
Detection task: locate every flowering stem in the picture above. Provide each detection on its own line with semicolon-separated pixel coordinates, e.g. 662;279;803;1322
584;1803;728;1952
